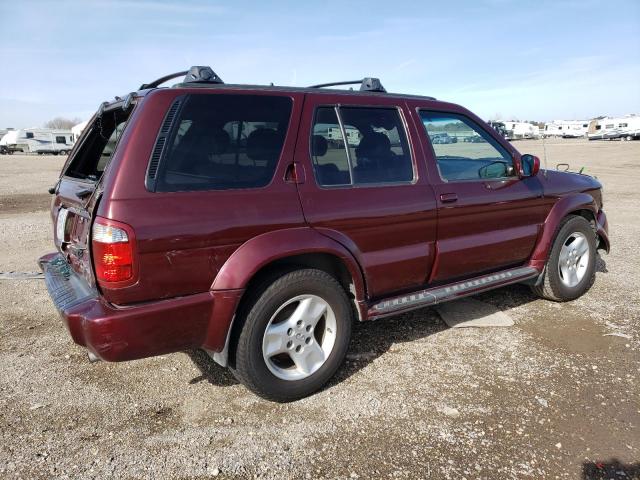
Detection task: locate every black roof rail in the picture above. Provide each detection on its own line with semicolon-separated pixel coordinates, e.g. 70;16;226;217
139;66;224;90
140;70;188;90
309;77;387;93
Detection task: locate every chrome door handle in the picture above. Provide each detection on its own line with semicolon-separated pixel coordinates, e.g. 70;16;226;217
440;193;458;203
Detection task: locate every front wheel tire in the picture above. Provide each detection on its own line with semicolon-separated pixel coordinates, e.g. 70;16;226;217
231;269;352;402
531;215;597;301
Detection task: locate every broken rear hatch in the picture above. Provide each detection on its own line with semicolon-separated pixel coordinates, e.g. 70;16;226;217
50;98;136;289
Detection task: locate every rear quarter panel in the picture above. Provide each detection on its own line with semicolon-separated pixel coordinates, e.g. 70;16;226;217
97;88;307;305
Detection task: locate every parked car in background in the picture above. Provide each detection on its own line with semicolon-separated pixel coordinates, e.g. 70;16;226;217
39;66;609;401
429;132;457;144
463;134;485;143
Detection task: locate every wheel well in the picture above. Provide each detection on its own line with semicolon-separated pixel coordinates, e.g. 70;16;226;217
245;253;355;300
226;253;358;369
571;209;596;232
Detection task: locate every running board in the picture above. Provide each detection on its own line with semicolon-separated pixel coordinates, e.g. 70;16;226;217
368;266;538;319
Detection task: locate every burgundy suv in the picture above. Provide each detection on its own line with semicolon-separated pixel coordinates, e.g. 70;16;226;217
40;66;609;401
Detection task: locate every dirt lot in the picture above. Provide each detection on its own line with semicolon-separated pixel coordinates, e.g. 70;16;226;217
0;140;638;479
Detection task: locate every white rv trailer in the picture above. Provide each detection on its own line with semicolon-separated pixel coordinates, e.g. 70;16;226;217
0;129;15;154
543;120;590;138
620;115;640;140
71;120;89;141
325;126;362;145
0;128;74;154
0;130;18;154
588;115;640;141
504;121;539;140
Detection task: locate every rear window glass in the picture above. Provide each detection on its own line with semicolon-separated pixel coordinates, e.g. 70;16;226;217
156;94;292;192
64;107;131;181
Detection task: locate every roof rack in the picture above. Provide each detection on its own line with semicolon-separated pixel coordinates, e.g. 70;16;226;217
139;66;224;90
309;77;387;93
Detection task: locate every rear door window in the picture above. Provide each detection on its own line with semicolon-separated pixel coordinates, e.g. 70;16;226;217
155;94;292;192
310;106;413;187
311;107;352;186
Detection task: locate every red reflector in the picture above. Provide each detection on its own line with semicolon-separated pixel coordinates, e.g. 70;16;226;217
93;240;133;283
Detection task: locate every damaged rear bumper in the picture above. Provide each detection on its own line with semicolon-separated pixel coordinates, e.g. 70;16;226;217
38;253;241;362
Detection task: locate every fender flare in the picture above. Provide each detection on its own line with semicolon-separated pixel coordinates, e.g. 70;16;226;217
211;227;367;302
203;228;368;361
529;193;598;269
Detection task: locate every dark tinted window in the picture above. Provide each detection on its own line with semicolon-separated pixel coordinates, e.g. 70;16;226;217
310;106;413;186
156;94;292;191
311;107;351;186
56;136;66;144
26;132;34;139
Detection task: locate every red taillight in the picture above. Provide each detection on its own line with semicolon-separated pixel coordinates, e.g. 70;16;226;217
92;220;134;283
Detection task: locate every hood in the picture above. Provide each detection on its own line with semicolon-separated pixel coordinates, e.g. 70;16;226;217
540;168;604;210
543;168;602;192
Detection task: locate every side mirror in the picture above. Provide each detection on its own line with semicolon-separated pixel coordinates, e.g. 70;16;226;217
520;154;540;177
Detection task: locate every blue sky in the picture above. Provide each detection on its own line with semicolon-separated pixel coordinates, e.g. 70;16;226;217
1;0;638;128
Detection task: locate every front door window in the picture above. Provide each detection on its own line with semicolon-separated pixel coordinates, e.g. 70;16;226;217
420;112;516;182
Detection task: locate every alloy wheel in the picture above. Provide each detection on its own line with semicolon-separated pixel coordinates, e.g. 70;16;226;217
262;294;337;381
558;231;590;288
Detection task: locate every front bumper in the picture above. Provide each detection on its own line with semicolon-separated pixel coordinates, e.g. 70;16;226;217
39;253;241;361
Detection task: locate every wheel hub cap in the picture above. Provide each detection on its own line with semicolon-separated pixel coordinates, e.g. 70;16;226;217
558;231;590;288
262;294;337;381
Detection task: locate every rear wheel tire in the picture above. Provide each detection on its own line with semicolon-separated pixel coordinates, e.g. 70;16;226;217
531;215;597;301
231;268;352;402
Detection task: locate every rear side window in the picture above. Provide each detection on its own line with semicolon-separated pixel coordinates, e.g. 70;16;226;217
311;106;413;187
55;136;66;144
155;94;292;192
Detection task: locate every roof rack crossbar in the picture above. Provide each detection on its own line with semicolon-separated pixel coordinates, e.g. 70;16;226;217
308;80;364;89
309;77;387;93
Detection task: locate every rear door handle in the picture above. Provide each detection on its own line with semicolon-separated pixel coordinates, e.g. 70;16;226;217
439;193;458;203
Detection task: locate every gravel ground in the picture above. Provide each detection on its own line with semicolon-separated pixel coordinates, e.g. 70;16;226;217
0;140;638;479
